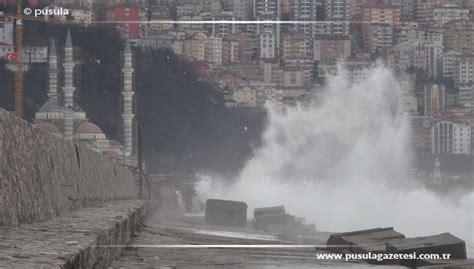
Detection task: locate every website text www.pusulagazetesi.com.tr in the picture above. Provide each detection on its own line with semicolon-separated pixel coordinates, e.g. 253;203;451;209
316;252;452;262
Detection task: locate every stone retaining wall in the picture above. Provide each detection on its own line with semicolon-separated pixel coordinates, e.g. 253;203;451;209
0;109;137;226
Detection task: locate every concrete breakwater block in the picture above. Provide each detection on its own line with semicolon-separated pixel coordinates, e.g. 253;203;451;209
326;227;405;253
386;233;467;267
254;205;286;218
255;214;295;231
253;207;317;241
205;199;247;227
327;228;468;267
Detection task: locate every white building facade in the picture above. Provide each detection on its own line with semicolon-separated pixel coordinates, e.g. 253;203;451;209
432;121;471;155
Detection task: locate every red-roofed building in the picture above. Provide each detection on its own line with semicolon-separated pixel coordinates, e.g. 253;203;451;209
107;4;140;39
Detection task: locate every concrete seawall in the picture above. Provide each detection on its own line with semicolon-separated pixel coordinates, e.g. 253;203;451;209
0;108;137;226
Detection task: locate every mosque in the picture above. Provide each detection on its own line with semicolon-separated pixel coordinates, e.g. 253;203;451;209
33;30;136;160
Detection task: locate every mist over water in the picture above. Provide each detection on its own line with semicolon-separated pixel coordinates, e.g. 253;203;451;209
196;65;473;252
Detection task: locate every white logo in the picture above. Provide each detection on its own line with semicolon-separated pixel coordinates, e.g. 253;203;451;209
26;7;71;17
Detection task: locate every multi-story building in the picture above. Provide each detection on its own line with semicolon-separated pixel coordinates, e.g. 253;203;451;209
232;86;258;108
453;54;474;106
0;13;14;46
391;0;415;22
312;21;351;35
394;26;443;46
256;14;282;50
413;0;430;24
282;33;309;60
183;32;207;61
259;32;277;59
347;0;377;21
176;2;202;17
346;59;373;83
385;41;423;78
453;54;474;85
177;15;206;35
458;84;474;106
424;84;446;116
386;40;443;79
292;0;321;34
411;115;432;154
363;4;400;29
317;58;338;80
233;0;253;20
107;4;140;39
362;23;393;53
201;0;223;15
211;12;241;38
176;0;222;16
260;58;280;83
281;33;313;86
22;46;48;64
313;35;351;61
254;0;282;17
283;67;305;88
66;5;93;23
222;32;253;65
0;42;13;59
148;0;174;35
325;0;349;20
444;20;474;55
432;120;471;154
205;36;223;65
430;5;469;27
443;50;462;79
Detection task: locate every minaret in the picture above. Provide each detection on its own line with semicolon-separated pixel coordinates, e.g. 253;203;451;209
122;40;135;156
47;38;58;100
62;29;76;108
64;110;74;140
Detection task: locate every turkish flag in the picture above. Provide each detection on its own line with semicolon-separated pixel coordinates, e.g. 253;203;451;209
5;52;17;62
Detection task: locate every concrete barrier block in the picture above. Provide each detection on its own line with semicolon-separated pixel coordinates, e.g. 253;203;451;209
326;227;405;254
255;214;295;231
386;233;467;267
204;199;247;227
306;223;317;234
254;205;286;218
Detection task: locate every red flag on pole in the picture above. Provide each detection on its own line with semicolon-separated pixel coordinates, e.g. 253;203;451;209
5;52;17;62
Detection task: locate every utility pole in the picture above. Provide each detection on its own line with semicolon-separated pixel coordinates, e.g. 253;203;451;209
14;1;23;117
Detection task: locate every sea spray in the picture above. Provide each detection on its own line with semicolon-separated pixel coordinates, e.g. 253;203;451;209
196;64;474;253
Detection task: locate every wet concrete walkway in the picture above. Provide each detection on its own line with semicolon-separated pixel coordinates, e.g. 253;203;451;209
112;210;403;268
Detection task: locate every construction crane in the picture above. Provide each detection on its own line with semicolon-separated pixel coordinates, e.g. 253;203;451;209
12;2;83;118
14;1;23;117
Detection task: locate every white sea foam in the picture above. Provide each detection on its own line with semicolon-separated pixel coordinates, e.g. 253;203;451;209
196;64;474;254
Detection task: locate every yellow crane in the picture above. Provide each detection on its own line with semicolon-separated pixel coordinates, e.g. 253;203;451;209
13;1;83;118
14;1;23;117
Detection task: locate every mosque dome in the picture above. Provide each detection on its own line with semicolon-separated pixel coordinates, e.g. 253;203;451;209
38;98;68;113
103;150;120;159
33;121;61;134
76;121;104;134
